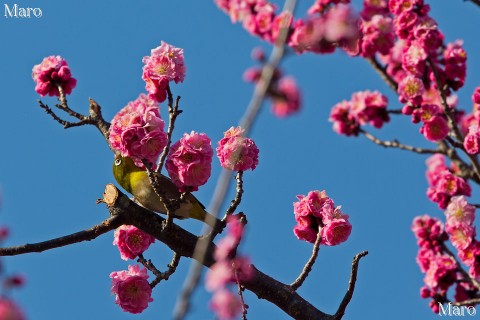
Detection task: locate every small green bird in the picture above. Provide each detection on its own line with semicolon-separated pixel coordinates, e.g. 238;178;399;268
112;154;217;227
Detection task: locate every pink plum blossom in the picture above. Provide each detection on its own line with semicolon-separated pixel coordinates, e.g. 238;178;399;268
217;127;259;171
321;218;352;246
109;94;168;167
165;131;213;192
444;196;475;227
398;75;425;104
293;190;351;245
446;223;475;251
32;55;77;97
330;90;389;136
464;125;480;155
142;41;186;102
113;225;155;260
0;298;25;320
271;77;302;118
206;215;251;319
420;115;449;142
110;265;153;314
210;289;242;320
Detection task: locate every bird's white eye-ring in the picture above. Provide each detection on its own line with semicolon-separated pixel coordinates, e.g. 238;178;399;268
114;158;122;166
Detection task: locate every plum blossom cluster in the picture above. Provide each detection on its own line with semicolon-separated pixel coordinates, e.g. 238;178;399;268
357;1;394;58
425;154;471;209
463;87;480;154
113;225;155;261
214;0;286;43
215;0;360;54
412;196;480;313
206;216;253;320
385;1;467;142
165;131;213;192
217;127;259;171
142;41;186;103
293;190;352;246
329;90;389;136
109;94;168;168
32;55;77;97
244;48;301;118
412;215;457;313
289;4;359;55
110;265;153;314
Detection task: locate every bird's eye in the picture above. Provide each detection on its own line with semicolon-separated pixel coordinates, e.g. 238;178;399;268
114;158;122;166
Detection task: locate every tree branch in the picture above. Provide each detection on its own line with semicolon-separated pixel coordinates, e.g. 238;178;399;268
0;185;342;320
360;129;443;154
366;57;398;92
0;215;123;256
156;85;182;174
334;251;369;319
291;230;322;290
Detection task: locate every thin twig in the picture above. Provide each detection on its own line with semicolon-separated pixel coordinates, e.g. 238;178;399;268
156;85;182;174
174;2;297;319
56;85;87;120
142;161;175;229
139;252;181;288
223;171;244;221
234;266;248;320
452;297;480;307
38;101;94;128
291;230;322;290
334;251;368;320
0;215;123;256
138;253;163;278
360;129;443;154
366;57;398;92
387;109;403;115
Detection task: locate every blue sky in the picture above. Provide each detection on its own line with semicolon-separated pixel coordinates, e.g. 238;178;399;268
1;1;479;319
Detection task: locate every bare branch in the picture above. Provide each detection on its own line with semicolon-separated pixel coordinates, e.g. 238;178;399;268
234;265;249;320
366;57;398;92
223;171;244;221
360;129;443;154
452;297;480;307
0;215;123;256
291;230;322;291
334;251;369;319
156;85;182;174
1;184;343;320
139;252;181;288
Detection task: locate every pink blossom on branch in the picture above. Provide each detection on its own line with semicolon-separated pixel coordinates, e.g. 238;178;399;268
206;216;252;320
217;127;259;171
165;131;213;192
142;41;186;103
32;55;77;97
329;90;389;136
109;94;168;168
113;225;155;260
293;190;352;246
426;163;471;210
110;265;153;314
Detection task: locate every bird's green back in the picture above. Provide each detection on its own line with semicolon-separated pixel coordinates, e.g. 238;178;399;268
112;155;214;226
